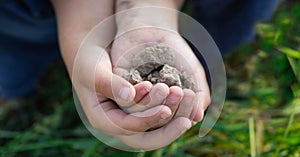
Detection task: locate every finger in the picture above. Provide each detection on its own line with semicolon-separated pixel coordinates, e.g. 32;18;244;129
149;86;183;129
74;83;172;136
138;83;169;107
174;89;195;119
125;83;169;113
95;64;136;107
102;103;173;133
164;86;183;117
118;117;192;151
133;81;152;103
190;92;211;122
184;60;210;122
119;83;169;113
112;68;153;108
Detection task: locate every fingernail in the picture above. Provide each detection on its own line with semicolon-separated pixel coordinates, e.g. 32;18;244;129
168;94;180;103
160;112;171;119
156;91;166;99
119;87;130;101
140;87;150;95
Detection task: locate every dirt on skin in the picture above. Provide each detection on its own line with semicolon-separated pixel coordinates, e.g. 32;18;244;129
123;45;195;90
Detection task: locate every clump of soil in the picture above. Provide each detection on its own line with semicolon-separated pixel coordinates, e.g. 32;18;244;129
123;45;195;90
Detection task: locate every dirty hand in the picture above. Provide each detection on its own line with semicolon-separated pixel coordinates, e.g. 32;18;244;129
52;0;193;150
111;0;211;126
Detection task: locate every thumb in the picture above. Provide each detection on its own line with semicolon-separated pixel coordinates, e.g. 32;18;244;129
77;45;136;107
95;69;136;107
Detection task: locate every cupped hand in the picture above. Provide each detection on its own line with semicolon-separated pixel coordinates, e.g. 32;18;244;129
72;42;192;150
111;28;211;124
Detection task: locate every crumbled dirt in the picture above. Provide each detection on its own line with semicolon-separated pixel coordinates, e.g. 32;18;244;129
123;44;195;90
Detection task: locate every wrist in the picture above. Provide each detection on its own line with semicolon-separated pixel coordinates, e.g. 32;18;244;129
115;0;185;35
51;0;114;76
116;0;184;11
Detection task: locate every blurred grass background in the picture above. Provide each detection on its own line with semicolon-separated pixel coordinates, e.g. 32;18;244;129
0;0;300;157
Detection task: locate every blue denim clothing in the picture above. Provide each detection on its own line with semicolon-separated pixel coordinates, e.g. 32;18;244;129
191;0;279;53
0;0;279;99
0;0;59;98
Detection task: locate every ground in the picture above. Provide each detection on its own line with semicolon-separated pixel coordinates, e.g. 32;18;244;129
0;1;299;157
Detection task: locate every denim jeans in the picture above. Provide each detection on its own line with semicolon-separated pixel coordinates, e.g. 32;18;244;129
0;0;279;98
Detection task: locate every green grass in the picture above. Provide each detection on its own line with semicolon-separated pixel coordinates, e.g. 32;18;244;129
1;1;300;157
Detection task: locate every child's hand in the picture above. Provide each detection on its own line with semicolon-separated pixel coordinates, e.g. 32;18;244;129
111;28;210;125
51;0;191;150
52;0;210;150
111;0;211;126
73;45;192;150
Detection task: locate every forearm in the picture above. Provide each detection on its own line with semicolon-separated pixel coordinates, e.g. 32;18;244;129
116;0;185;11
51;0;115;75
115;0;185;34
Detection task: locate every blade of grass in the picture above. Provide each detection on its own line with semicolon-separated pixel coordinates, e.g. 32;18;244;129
255;119;264;157
273;99;298;157
165;140;179;156
283;107;295;139
287;56;300;82
136;151;145;157
152;148;164;157
278;47;300;59
249;117;256;157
